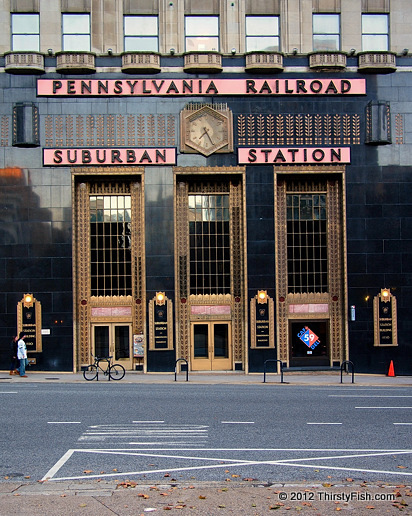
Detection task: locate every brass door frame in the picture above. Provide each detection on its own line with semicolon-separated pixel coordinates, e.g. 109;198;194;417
174;166;248;372
71;167;145;372
274;165;348;367
191;321;232;371
91;322;133;369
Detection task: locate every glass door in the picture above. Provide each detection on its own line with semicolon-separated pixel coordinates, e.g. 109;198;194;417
92;323;132;369
191;322;232;370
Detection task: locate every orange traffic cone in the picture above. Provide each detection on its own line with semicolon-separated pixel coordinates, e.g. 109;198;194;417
387;360;395;377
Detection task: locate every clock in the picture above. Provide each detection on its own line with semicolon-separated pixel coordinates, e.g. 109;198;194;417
181;104;233;156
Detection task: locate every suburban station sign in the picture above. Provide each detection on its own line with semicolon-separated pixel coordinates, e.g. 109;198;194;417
43;147;176;166
37;78;366;97
238;147;350;164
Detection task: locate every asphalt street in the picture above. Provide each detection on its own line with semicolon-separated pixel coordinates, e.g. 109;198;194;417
1;381;411;486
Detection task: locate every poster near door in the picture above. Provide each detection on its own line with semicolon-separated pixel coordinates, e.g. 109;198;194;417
289;320;329;367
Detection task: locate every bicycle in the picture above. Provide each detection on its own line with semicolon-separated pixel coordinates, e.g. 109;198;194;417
83;355;125;381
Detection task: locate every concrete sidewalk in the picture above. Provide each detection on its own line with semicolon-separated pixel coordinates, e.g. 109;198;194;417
1;370;411;386
1;479;411;515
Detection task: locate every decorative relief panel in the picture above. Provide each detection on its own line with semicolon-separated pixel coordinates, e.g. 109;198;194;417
43;114;177;148
72;168;145;370
174;167;247;370
1;116;10;147
275;167;347;367
237;114;361;146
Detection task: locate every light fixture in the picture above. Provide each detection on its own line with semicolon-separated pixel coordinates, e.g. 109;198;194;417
231;48;236;55
257;290;268;304
381;288;391;301
402;48;409;55
156;292;166;305
350;48;356;55
170;48;175;55
23;293;34;308
107;48;113;55
47;49;53;56
293;48;298;55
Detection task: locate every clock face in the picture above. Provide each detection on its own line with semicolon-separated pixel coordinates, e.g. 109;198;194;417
184;106;231;156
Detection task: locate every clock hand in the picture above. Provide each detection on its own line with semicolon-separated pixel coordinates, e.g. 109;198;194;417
204;127;215;145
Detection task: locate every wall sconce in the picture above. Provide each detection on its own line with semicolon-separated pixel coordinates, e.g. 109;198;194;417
156;292;166;305
292;48;298;55
47;49;53;56
231;48;236;55
402;48;409;55
350;48;356;55
170;48;175;55
107;48;113;55
257;290;268;304
381;288;391;301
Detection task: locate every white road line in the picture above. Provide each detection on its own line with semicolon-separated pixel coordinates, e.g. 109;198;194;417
331;395;412;398
307;422;342;425
0;392;18;394
393;423;412;425
221;421;255;424
132;420;165;423
356;406;412;409
44;448;412;482
48;422;81;424
41;449;75;481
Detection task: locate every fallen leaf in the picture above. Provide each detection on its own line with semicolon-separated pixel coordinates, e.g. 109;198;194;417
218;504;226;508
199;495;206;499
83;470;93;474
231;474;240;478
138;493;150;499
164;473;170;477
24;476;30;479
79;504;87;507
270;506;282;510
397;466;407;469
323;483;333;488
346;478;353;482
366;506;375;509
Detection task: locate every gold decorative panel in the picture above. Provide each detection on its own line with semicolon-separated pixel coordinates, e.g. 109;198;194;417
174;167;247;370
237;114;361;146
72;167;145;371
1;116;10;147
44;114;177;148
275;166;348;367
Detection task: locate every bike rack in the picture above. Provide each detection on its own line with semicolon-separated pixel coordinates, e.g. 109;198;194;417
340;360;355;384
263;359;284;383
174;358;189;382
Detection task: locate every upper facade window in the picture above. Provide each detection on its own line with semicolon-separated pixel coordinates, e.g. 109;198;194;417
62;13;91;51
124;15;158;52
11;13;40;51
185;16;219;52
362;14;389;51
312;14;340;51
246;16;280;52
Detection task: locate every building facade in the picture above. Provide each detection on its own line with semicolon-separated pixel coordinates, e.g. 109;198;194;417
0;0;411;375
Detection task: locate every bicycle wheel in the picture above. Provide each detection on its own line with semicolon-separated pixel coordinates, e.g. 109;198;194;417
109;364;125;380
83;364;98;381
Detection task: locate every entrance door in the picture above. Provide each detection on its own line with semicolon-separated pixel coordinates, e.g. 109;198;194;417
92;323;133;369
191;322;232;371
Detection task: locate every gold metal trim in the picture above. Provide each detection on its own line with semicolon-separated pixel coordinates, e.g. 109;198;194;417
71;167;145;371
174;166;247;371
274;165;348;367
373;289;398;347
250;293;275;349
148;294;174;351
